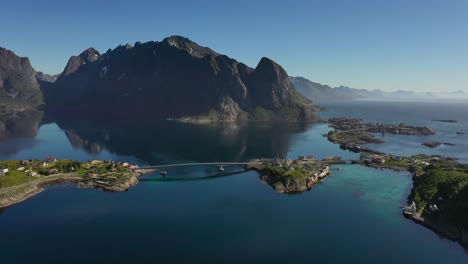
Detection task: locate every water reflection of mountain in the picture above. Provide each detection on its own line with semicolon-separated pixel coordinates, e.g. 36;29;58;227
52;115;310;164
0;110;43;155
0;110;43;141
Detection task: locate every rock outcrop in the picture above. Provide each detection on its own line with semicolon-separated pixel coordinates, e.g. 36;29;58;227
0;47;43;107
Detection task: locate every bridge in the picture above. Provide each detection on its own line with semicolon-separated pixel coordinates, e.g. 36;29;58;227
137;162;249;170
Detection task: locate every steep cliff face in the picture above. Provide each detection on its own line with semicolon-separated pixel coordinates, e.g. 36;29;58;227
45;36;317;121
62;48;101;76
0;47;42;107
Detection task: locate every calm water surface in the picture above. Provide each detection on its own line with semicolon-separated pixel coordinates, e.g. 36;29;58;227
0;101;467;263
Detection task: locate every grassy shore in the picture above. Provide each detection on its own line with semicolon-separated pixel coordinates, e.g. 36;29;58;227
0;159;155;208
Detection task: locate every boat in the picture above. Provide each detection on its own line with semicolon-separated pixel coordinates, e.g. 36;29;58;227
218;166;225;172
160;170;168;176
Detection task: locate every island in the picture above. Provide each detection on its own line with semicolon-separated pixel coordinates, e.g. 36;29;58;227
422;142;456;148
0;159;155;208
432;119;458;123
245;156;345;193
327;117;435;153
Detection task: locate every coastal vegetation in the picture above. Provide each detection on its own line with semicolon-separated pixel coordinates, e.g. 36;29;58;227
410;160;468;223
245;156;333;193
0;159;153;208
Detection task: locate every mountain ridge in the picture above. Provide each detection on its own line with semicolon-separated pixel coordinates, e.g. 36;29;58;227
45;35;317;121
290;76;468;102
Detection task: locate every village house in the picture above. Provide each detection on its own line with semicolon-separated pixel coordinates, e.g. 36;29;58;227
29;171;38;177
16;166;25;171
0;168;9;176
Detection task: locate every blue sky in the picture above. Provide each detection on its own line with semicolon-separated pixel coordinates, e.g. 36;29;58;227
1;0;467;92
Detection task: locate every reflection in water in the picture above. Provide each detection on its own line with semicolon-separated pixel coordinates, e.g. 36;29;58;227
0;110;43;141
50;115;310;164
140;170;247;182
0;109;43;154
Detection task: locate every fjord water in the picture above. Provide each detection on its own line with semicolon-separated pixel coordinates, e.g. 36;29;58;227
320;99;468;163
0;101;467;263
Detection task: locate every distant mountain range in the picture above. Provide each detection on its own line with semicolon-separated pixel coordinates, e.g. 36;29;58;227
290;76;467;102
42;36;316;121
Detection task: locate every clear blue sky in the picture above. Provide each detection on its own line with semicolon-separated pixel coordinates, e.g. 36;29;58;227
1;0;467;92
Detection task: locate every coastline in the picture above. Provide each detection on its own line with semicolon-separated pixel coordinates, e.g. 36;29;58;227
0;169;156;209
0;174;81;209
404;212;468;249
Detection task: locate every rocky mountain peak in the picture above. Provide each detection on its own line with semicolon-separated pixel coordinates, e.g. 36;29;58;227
62;47;101;76
162;35;218;58
249;57;297;109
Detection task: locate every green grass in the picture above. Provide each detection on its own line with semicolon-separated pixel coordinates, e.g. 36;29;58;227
0;170;39;188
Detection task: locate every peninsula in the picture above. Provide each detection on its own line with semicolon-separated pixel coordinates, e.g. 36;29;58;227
0;159;155;208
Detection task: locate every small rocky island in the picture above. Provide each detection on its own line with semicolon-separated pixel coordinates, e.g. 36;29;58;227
422;141;456;148
327;117;435;152
245;156;342;193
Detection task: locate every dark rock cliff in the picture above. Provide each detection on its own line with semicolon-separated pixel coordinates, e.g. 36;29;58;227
45;36;317;121
0;47;42;107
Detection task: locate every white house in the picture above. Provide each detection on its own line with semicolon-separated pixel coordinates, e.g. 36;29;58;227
0;168;9;176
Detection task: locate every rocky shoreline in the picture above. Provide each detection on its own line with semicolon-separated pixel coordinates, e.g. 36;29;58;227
404;212;468;248
0;175;82;209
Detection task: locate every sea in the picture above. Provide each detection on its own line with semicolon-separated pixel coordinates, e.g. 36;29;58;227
0;100;467;263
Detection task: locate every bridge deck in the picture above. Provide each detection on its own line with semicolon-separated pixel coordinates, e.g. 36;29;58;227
138;162;249;170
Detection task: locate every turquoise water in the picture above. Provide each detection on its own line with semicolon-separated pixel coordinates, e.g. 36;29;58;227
0;102;467;263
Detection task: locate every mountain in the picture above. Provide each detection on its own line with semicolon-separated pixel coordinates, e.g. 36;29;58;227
290;76;384;102
0;47;43;109
44;36;316;121
36;72;60;83
291;76;468;102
